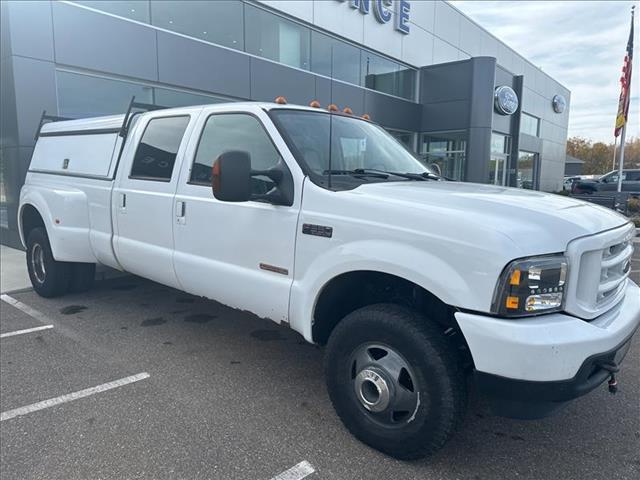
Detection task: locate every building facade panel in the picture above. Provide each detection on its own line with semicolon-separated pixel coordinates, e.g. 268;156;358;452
157;30;251;100
5;0;54;62
52;2;158;82
12;56;58;148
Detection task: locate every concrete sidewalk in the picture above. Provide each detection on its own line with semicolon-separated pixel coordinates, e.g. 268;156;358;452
1;245;30;293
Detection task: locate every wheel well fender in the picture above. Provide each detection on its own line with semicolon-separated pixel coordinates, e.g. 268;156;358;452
311;270;459;345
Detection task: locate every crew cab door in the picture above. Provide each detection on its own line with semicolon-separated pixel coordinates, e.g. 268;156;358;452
172;107;302;323
113;112;196;288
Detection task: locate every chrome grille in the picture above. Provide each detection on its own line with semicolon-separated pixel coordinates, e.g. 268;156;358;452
597;239;633;306
565;223;635;320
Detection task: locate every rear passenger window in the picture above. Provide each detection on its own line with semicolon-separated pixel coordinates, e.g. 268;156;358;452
190;114;282;194
130;116;190;181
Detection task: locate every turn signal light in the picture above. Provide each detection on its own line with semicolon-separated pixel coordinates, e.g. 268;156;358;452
505;296;519;309
510;270;521;286
274;96;287;105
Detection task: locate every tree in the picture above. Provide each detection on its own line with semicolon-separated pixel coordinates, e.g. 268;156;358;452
567;136;639;175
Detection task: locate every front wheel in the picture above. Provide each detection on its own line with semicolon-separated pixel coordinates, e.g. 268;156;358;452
26;227;70;297
325;304;467;460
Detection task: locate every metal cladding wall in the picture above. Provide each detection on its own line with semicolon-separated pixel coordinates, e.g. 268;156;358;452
0;0;571;248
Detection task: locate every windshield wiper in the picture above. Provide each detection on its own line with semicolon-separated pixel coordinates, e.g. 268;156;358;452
323;169;443;181
323;169;389;178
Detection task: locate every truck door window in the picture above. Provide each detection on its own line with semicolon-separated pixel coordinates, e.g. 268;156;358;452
190;113;283;195
130;115;190;181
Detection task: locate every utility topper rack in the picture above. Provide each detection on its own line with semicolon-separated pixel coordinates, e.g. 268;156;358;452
118;96;168;139
34;111;72;141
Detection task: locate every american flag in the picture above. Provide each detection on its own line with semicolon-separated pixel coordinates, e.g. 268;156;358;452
614;7;634;137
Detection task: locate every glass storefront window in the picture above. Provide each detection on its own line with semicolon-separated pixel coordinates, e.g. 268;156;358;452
73;1;150;23
245;4;310;70
387;129;415;150
154;88;228;108
362;52;394;96
420;131;467;180
520;112;540;137
56;71;153;118
311;31;361;86
150;1;244;50
489;132;510;185
517;151;538;189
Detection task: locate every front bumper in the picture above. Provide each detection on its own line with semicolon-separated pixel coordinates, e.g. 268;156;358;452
455;281;640;418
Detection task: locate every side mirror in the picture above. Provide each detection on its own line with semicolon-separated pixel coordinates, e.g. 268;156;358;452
211;151;251;202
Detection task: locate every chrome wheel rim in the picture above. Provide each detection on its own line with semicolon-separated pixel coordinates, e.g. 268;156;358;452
31;243;46;284
350;343;420;426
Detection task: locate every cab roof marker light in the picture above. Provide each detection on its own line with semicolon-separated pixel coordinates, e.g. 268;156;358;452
327;104;339;112
343;107;353;115
274;96;287;105
361;113;371;120
309;100;321;108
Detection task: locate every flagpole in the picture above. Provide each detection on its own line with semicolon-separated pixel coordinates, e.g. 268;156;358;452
612;136;618;171
617;5;634;193
616;123;626;192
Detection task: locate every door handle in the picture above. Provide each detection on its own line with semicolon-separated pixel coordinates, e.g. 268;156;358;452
119;193;127;213
176;201;186;225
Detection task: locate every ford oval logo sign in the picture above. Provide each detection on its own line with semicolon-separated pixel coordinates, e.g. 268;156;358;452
494;86;519;116
552;94;566;114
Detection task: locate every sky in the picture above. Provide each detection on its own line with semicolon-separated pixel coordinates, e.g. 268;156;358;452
450;0;639;144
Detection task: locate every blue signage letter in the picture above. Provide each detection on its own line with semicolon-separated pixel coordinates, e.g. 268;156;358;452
395;0;410;34
350;0;370;14
373;0;392;23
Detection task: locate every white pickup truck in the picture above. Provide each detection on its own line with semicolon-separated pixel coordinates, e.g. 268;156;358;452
19;100;640;459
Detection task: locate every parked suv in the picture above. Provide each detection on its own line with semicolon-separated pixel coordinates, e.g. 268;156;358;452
572;169;640;194
19;101;640;459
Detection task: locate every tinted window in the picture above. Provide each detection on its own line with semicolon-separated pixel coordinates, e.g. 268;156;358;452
57;71;152;118
131;116;190;181
272;110;428;177
245;4;310;70
361;52;416;100
311;31;360;85
521;112;540;137
73;1;150;22
191;114;282;195
154;88;227;108
625;171;640;181
150;1;244;50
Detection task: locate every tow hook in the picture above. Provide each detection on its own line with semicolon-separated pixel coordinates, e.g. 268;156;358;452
598;362;620;395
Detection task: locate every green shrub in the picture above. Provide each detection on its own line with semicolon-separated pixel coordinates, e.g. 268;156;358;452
627;197;640;213
631;216;640;228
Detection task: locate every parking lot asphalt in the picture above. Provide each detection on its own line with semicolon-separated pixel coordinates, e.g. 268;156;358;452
0;250;639;480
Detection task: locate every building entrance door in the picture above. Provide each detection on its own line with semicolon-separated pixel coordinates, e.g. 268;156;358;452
489;155;508;185
490;133;511;186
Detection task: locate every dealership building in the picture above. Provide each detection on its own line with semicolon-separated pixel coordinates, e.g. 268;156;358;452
0;0;571;247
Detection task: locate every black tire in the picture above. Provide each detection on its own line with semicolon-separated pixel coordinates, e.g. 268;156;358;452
26;227;70;298
325;303;467;460
69;263;96;293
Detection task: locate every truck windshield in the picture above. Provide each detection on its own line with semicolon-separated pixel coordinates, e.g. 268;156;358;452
270;109;433;189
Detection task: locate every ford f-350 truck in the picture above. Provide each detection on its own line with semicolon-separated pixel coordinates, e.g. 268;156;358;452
19;100;640;459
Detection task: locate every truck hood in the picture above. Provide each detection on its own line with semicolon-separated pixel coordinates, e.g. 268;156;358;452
349;181;630;255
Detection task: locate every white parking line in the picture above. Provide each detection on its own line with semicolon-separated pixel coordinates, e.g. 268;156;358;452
270;461;315;480
0;325;54;339
1;294;51;324
0;372;150;421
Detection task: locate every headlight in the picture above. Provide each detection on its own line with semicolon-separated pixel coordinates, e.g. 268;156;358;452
491;255;568;317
